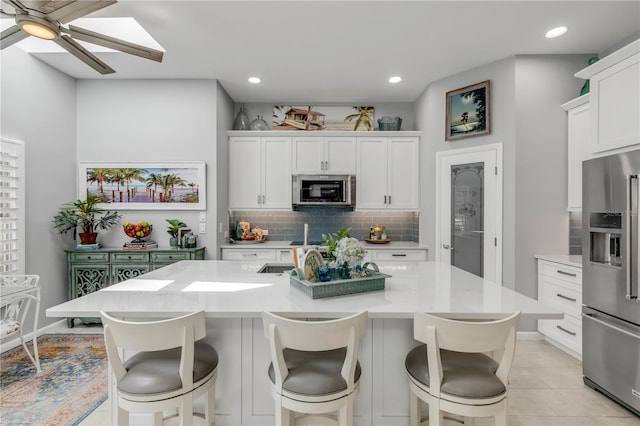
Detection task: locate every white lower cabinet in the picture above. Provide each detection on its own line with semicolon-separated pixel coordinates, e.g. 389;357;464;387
537;259;583;356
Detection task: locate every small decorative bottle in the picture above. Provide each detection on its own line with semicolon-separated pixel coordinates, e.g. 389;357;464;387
381;225;387;240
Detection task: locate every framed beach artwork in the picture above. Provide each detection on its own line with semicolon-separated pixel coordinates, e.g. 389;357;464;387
78;161;206;210
272;106;375;131
446;80;491;141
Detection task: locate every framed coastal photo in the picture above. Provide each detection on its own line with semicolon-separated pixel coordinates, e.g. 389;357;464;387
272;106;375;131
78;161;206;210
446;80;491;141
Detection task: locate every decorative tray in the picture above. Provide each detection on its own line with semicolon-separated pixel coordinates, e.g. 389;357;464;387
289;262;390;299
364;238;391;244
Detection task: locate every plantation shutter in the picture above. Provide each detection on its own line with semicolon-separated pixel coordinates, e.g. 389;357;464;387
0;138;25;275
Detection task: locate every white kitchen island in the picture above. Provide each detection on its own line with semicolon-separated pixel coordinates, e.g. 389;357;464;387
47;260;561;426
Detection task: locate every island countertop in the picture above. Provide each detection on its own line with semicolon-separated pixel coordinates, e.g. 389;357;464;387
46;260;560;320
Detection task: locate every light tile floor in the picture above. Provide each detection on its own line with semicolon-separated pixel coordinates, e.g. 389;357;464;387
64;322;637;425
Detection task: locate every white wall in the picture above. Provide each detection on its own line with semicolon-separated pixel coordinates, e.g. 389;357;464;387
76;79;222;255
216;81;234;254
1;48;77;328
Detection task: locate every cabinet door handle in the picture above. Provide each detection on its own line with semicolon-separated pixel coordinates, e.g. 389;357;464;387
392;253;407;257
556;293;577;302
384;195;388;204
388;195;392;204
556;270;577;277
257;195;261;204
556;325;577;336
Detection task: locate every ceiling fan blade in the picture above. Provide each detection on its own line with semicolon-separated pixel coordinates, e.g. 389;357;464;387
54;34;114;74
3;0;28;14
66;24;163;62
30;0;117;24
1;24;29;49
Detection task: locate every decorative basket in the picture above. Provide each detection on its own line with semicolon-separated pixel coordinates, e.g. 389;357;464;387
289;262;389;299
377;116;402;131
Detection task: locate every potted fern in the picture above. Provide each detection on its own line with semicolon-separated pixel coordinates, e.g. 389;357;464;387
53;195;122;245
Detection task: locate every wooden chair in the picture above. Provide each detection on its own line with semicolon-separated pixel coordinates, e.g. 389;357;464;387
262;311;368;426
100;311;218;425
0;274;41;373
405;312;520;426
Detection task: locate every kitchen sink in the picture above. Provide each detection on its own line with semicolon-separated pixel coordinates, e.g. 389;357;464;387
257;263;295;274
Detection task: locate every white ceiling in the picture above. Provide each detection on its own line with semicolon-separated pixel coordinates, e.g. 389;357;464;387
4;1;640;103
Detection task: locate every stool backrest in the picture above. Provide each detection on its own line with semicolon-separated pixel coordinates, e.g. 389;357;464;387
413;312;520;387
100;311;207;389
262;311;368;393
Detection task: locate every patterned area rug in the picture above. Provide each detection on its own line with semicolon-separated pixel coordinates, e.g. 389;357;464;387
0;334;108;426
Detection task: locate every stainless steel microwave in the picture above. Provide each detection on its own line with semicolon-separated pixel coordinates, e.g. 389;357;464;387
292;175;356;210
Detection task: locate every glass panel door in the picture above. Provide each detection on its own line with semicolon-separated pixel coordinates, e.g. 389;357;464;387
451;162;484;277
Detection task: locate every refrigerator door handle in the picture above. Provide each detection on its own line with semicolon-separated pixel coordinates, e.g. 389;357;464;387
626;174;639;300
583;312;640;340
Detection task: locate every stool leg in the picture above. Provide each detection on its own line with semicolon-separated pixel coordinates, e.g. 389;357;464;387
428;400;442;426
117;406;129;426
274;396;291;426
205;382;216;425
337;397;353;425
409;393;420;426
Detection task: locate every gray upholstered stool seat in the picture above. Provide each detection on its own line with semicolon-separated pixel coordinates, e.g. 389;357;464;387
405;344;504;399
268;348;362;397
119;341;218;396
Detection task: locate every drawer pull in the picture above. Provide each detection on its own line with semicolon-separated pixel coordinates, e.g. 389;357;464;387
556;293;577;302
556;325;577;336
392;253;407;257
242;253;258;257
168;256;173;259
556;270;577;277
87;256;91;259
127;256;132;259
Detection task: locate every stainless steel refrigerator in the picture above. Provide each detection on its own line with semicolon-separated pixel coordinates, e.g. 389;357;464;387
582;150;640;416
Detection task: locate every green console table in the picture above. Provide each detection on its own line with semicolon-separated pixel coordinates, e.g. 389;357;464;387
65;247;205;327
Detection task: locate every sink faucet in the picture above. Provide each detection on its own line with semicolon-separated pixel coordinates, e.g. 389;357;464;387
304;223;309;246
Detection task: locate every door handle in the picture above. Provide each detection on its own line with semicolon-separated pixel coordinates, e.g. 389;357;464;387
442;244;454;250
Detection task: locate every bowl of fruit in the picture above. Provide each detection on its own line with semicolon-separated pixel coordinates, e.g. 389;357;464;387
123;221;153;242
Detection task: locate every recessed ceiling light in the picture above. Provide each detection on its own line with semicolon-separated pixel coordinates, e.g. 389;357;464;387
388;76;402;84
248;76;261;84
545;26;568;39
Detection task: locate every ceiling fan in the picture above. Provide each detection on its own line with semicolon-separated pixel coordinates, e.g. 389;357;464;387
0;0;163;74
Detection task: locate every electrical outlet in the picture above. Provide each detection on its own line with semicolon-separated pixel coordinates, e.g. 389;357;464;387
199;223;206;234
199;212;207;223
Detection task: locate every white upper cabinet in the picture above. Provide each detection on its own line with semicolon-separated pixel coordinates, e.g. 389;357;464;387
575;39;640;154
357;136;419;210
292;136;356;174
229;136;292;210
562;94;592;211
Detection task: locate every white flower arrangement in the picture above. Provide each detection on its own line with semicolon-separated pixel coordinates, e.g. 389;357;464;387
333;237;366;268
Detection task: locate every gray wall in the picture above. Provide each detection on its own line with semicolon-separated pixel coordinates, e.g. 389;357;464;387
1;48;77;329
216;81;235;257
76;79;227;258
415;54;591;330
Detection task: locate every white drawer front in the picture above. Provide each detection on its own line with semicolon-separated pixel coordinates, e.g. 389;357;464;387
276;249;294;262
371;250;426;262
539;277;582;319
221;249;276;261
540;260;582;285
538;314;582;355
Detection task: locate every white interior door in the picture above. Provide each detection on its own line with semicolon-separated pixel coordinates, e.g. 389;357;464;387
436;144;502;284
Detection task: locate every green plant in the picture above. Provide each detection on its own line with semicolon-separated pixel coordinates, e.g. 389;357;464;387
321;227;352;261
166;219;187;238
52;195;122;240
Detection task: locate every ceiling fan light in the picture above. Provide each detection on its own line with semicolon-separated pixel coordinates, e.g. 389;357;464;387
17;15;59;40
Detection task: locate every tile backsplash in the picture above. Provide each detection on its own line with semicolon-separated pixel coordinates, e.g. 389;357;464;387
569;211;582;255
228;210;419;242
